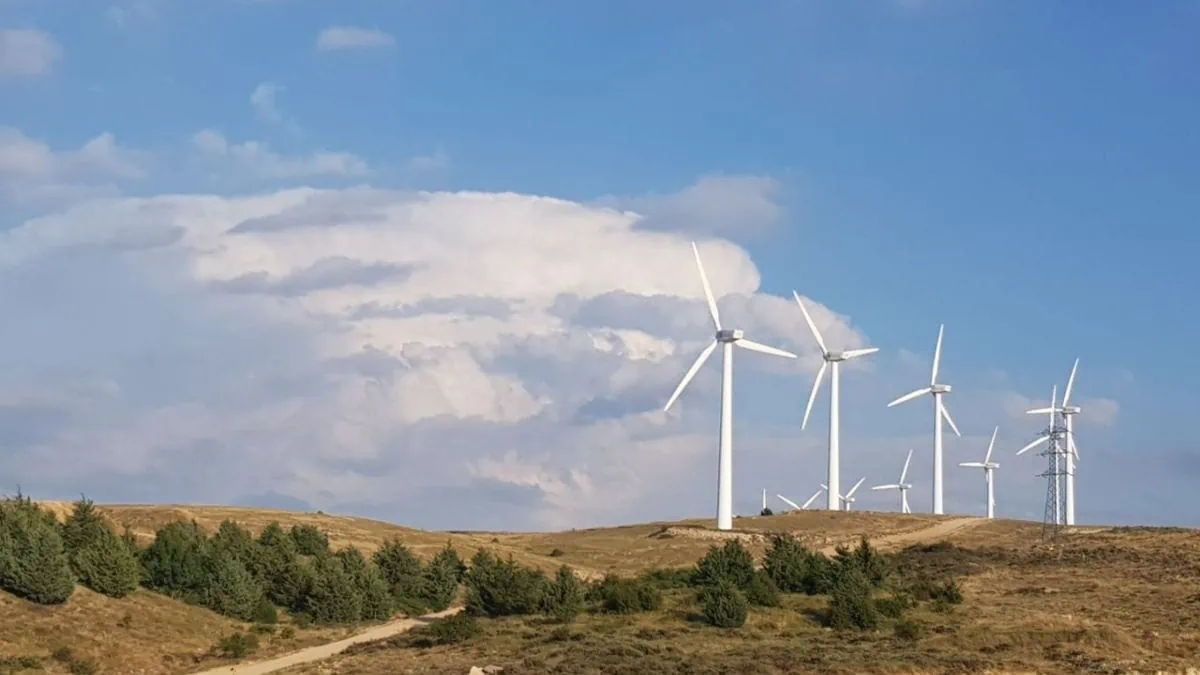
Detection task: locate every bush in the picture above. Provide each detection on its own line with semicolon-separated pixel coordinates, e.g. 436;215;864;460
744;570;781;608
72;526;140;598
337;546;393;621
874;593;912;619
549;548;565;557
303;554;363;624
279;626;296;640
373;539;428;612
422;545;463;612
894;617;925;641
252;596;278;624
211;521;260;570
463;550;547;618
763;535;811;594
907;575;964;605
0;656;42;671
140;520;211;600
594;575;662;614
289;524;329;557
217;632;260;659
52;647;74;663
254;524;309;611
638;567;695;590
204;552;266;622
693;540;755;589
543;566;585;623
699;581;748;628
0;497;75;605
760;507;774;516
827;566;878;630
67;658;98;675
423;612;480;645
833;536;890;588
60;497;109;558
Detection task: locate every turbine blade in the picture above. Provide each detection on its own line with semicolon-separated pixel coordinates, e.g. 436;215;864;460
801;489;823;509
1063;358;1079;407
776;494;801;510
691;242;721;331
842;347;879;360
820;483;829;492
940;404;962;437
985;426;998;464
1026;407;1056;415
846;477;866;498
1016;435;1048;456
663;341;718;412
736;338;797;359
1069;435;1080;459
958;462;986;468
888;386;933;408
900;448;913;484
1051;384;1058;409
801;361;828;430
871;484;900;490
791;291;827;354
931;324;944;385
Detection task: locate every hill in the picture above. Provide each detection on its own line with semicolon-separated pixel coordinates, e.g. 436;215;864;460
2;504;1198;674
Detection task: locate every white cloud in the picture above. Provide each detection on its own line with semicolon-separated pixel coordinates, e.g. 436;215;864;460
0;28;61;78
190;129;368;179
250;82;285;124
0;127;148;205
405;148;451;173
604;174;784;238
316;26;395;52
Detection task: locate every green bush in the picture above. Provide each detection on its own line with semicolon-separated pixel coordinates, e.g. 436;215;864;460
833;536;890;588
211;521;260;570
373;539;429;612
140;520;211;600
699;580;748;628
637;567;695;590
744;570;781;608
907;575;964;605
549;548;565;557
595;575;662;614
279;626;296;640
67;658;97;675
0;496;75;605
543;566;585;622
72;526;140;598
874;593;912;619
693;540;755;589
60;497;108;558
827;566;878;630
760;507;774;516
216;632;260;659
463;550;547;618
204;552;266;622
894;617;925;641
763;535;810;593
254;524;309;611
289;524;329;557
337;546;393;621
421;612;480;646
252;596;278;624
0;655;42;670
302;554;363;624
422;545;463;612
51;647;74;663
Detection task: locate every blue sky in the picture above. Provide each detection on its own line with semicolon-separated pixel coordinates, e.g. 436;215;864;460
1;0;1197;529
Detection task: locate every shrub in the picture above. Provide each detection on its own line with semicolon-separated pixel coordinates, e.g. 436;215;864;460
638;567;695;590
423;612;479;646
337;546;393;621
422;545;463;612
302;554;363;624
874;593;912;619
60;497;109;558
700;581;748;628
289;524;329;557
760;507;774;516
279;626;296;639
67;658;98;675
907;575;964;605
140;520;211;600
252;596;278;624
373;539;428;612
693;540;755;589
463;550;547;618
543;566;585;623
833;536;890;588
595;575;662;614
204;552;266;622
251;623;275;635
72;526;140;598
763;535;810;594
52;647;74;663
0;656;42;670
744;570;781;608
217;632;260;659
254;524;309;611
894;617;925;641
211;521;260;570
827;566;878;630
549;548;565;557
0;497;75;605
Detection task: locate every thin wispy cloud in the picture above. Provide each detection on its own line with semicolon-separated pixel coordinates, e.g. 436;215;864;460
316;26;395;52
0;28;61;78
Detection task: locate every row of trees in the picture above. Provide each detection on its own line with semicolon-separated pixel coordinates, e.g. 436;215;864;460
0;495;465;627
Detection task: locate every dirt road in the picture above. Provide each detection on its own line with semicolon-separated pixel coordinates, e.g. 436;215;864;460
188;608;459;675
818;516;983;556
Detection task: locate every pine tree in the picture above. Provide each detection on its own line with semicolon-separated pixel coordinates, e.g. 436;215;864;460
302;554;363;624
73;527;140;599
0;497;75;605
140;520;211;601
204;551;266;622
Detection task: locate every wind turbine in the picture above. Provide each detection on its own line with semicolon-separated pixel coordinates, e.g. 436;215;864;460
793;291;879;511
1025;359;1082;525
777;487;825;513
871;449;914;514
776;494;802;512
959;426;1000;519
664;242;798;531
822;477;866;512
1017;385;1070;524
887;324;962;515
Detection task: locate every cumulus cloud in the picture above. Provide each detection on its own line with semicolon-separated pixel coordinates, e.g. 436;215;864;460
602;174;785;239
190;129;368;180
316;26;395;52
0;28;61;78
0;182;874;529
0;127;148;205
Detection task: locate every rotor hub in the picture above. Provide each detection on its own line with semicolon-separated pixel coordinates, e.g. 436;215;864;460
715;328;743;342
825;351;846;362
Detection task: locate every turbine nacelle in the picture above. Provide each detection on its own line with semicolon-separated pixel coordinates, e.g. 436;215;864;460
931;384;952;394
715;328;744;343
1061;405;1081;415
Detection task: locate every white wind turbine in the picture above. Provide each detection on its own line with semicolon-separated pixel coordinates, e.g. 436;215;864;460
1024;359;1082;525
1016;385;1071;523
887;324;962;515
871;449;914;514
822;476;866;512
776;487;824;512
959;426;1000;519
793;292;879;511
664;242;798;531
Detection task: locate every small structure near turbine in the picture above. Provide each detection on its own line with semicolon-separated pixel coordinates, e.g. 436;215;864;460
663;242;798;531
959;426;1000;519
871;449;915;514
793;291;879;511
887;324;963;515
1026;359;1083;526
822;477;866;512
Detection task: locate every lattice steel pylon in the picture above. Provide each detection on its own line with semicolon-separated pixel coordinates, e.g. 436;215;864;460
1039;413;1068;541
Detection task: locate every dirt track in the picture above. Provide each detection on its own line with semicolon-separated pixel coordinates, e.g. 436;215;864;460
818;516;984;556
187;608;459;675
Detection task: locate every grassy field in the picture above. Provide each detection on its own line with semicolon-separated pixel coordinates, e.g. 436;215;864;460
3;504;1198;675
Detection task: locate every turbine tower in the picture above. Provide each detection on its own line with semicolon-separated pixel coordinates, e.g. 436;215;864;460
793;291;879;511
871;449;914;514
959;426;1000;519
887;324;962;514
822;477;865;512
664;242;798;531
